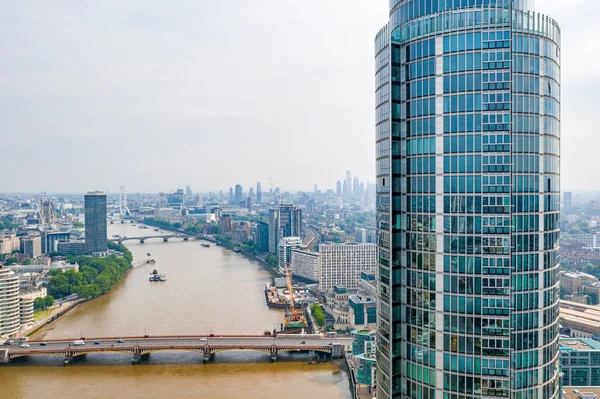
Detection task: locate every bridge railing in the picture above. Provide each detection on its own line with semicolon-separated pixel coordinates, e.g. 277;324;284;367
27;334;325;343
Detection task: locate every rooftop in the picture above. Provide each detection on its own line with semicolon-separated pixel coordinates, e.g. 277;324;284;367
560;338;600;352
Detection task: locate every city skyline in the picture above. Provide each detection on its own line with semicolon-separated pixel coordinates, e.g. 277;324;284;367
0;0;593;193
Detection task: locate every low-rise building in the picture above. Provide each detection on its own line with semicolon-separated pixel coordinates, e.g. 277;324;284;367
57;240;86;255
560;300;600;338
560;338;600;387
0;233;20;255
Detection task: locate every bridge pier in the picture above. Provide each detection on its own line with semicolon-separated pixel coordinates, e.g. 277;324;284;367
0;349;9;364
270;345;278;363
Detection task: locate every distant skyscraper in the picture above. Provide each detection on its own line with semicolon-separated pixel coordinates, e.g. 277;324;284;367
353;176;360;196
249;187;254;199
564;191;573;209
256;182;262;204
268;203;302;254
345;171;352;198
234;185;243;206
375;1;561;398
84;191;107;254
256;221;269;251
185;185;192;198
336;181;342;197
229;187;234;202
166;189;184;210
221;214;232;234
314;184;318;193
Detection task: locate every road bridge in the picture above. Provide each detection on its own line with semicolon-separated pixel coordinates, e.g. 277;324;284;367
114;234;190;244
1;334;350;366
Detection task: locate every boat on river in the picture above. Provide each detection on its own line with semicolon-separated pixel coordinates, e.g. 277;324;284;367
149;269;166;282
201;243;210;248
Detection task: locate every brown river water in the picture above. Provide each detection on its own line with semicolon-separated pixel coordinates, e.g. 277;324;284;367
0;223;351;399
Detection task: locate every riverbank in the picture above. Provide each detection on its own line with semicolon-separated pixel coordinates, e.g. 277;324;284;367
25;298;88;340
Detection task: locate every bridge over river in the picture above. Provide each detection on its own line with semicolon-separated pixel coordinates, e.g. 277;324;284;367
0;334;350;366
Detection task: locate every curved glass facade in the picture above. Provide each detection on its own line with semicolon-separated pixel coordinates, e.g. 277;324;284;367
0;267;20;337
375;1;560;398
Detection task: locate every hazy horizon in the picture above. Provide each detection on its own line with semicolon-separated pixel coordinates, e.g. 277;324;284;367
0;0;595;192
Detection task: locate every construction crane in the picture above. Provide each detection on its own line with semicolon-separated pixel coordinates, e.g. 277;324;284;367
283;261;303;328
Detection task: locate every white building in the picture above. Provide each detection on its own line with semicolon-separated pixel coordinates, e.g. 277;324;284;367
290;248;319;282
318;243;376;292
278;237;303;274
0;233;20;255
0;266;21;337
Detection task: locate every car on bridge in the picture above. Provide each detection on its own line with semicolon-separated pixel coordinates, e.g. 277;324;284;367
200;338;207;343
20;343;30;348
73;340;85;346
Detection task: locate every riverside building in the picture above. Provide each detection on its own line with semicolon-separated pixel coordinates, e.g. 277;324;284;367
374;1;561;398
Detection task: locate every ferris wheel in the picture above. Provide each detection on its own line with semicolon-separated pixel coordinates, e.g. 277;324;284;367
119;186;132;217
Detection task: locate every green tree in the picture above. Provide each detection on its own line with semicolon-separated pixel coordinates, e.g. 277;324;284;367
44;295;55;308
5;257;18;265
72;222;84;228
265;254;278;268
34;297;46;310
311;303;325;327
22;258;32;265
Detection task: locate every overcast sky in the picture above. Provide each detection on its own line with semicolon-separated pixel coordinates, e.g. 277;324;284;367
0;0;594;193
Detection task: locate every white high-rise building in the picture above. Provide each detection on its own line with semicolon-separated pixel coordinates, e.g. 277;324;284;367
278;237;303;274
318;243;376;292
0;266;21;337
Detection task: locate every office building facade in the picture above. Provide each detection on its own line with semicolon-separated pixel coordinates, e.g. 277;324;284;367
235;184;243;206
375;1;561;398
318;243;376;292
84;192;108;254
21;236;42;259
256;221;269;251
290;248;319;282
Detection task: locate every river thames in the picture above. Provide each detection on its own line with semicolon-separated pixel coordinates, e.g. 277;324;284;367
0;223;351;399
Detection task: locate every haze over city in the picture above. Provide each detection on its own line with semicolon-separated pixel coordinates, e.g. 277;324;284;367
0;0;593;192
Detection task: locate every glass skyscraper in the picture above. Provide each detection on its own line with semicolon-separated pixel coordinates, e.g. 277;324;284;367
375;1;560;398
84;191;108;254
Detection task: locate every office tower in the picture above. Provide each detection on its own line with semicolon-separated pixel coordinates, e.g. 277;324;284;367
0;266;20;336
314;184;318;193
84;191;108;254
307;199;315;214
336;181;342;197
185;185;192;198
317;243;376;292
245;197;252;211
375;2;561;398
235;184;243;206
353;176;360;197
249;187;255;199
256;221;269;251
167;189;184;211
229;187;234;202
345;171;352;198
158;192;167;208
564;191;572;210
268;203;302;254
221;215;232;234
21;236;42;258
256;182;262;204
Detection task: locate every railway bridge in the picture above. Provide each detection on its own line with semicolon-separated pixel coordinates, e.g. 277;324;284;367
1;334;348;366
